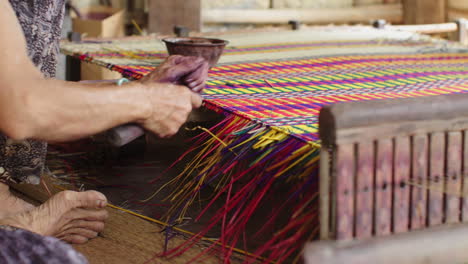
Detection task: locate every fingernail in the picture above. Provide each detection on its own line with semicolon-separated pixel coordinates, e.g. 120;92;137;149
97;200;107;208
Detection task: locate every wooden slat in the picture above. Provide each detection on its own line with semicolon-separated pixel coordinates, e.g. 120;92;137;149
320;148;331;240
335;118;468;145
410;134;428;230
319;93;468;147
403;0;446;25
445;132;463;223
393;137;411;233
463;131;468;222
375;139;393;236
335;144;356;240
355;142;374;238
148;0;201;35
456;19;468;46
428;132;445;226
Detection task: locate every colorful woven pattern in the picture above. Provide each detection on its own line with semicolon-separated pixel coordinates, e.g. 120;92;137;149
205;53;468;143
61;30;468;263
65;37;436;80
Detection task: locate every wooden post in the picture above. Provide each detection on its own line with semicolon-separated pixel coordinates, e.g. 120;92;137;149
403;0;446;25
456;18;468;45
148;0;201;35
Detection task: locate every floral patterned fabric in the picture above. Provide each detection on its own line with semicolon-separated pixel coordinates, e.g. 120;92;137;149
0;228;88;264
0;0;65;184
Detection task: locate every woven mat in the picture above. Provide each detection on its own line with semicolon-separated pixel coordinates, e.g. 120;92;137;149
62;27;468;146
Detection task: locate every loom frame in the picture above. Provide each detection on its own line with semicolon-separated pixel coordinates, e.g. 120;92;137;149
309;93;468;262
319;92;468;240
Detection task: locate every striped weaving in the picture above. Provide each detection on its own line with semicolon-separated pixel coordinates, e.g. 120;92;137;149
204;53;468;143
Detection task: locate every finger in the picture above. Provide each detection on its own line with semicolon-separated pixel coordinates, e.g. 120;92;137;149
60;235;89;244
187;79;203;90
166;55;184;64
187;78;206;93
61;220;106;233
58;228;98;239
184;61;209;85
67;208;109;222
182;56;205;65
191;92;203;108
166;58;205;82
192;84;206;93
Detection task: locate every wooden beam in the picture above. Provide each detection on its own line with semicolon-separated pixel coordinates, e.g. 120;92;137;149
148;0;201;35
203;4;402;24
403;0;446;25
319;93;468;146
304;223;468;264
388;22;458;34
376;21;467;45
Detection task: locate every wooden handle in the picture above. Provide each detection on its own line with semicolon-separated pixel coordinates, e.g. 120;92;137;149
107;125;145;147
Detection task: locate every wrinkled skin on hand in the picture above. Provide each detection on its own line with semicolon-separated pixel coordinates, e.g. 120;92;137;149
141;55;210;93
134;55;208;138
138;82;202;138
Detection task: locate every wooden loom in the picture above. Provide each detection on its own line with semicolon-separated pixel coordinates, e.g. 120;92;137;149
58;21;468;262
305;92;468;262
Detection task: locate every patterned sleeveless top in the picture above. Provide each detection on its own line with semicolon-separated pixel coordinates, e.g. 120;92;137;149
0;0;65;184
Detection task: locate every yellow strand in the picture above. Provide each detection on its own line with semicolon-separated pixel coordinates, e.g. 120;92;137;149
231;130;266;149
140;138;218;203
273;149;317;178
131;19;143;35
105;203;271;262
292;192;319;219
286;163;317;183
267;144;311;172
186;126;229;148
168;145;223;202
253;130;289;150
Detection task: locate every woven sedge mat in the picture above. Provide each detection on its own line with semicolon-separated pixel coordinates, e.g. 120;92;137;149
61;28;468;149
60;28;468;263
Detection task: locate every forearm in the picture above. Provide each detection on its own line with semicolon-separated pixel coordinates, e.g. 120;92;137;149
0;78;150;142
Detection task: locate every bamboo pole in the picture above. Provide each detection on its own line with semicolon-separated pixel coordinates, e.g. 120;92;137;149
388;22;458;34
203;4;402;24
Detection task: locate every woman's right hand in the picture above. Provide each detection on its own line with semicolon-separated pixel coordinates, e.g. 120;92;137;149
137;82;202;138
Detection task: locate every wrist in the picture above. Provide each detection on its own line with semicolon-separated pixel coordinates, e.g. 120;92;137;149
129;81;153;124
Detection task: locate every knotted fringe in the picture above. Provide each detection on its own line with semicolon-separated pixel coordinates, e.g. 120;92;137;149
148;103;322;263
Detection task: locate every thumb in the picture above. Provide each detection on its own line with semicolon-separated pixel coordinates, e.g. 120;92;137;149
191;92;203;108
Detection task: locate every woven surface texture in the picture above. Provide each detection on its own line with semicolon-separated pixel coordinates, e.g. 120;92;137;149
62;28;468;146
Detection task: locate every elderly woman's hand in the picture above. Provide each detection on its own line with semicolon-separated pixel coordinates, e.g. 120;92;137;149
137;82;202;138
140;55;209;93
